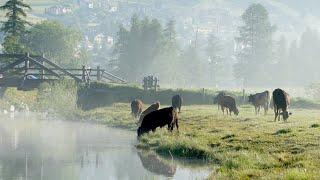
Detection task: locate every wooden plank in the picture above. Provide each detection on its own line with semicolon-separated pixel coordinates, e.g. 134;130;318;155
0;59;25;73
27;57;61;78
37;56;82;82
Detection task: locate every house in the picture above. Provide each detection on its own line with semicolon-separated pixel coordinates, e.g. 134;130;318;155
45;5;72;15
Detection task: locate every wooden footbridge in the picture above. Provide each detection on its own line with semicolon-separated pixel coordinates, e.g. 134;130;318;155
0;53;126;90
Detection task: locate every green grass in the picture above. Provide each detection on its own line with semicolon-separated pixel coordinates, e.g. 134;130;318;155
1;86;320;179
76;103;320;179
133;105;320;179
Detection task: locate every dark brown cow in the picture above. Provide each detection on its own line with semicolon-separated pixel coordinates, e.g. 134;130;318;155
137;101;160;126
248;91;270;115
172;95;182;113
213;91;226;110
137;107;178;137
131;99;143;119
220;96;239;116
273;89;291;121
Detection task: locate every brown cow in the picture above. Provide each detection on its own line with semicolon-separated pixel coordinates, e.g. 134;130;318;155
137;101;160;126
131;99;143;119
273;88;291;121
213;91;226;110
220;96;239;116
248;91;270;115
172;95;182;113
137;107;178;137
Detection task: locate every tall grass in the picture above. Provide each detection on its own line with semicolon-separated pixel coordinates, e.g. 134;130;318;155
37;79;79;119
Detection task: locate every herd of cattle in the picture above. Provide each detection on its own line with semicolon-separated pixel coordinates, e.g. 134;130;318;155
131;88;291;137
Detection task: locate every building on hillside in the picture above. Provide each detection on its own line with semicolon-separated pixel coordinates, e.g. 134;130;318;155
45;5;72;15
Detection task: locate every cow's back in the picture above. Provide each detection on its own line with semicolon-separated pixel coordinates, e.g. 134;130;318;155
272;89;287;110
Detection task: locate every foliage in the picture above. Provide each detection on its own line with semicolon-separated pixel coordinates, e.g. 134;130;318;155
113;14;163;82
234;3;275;86
0;0;31;54
0;0;31;35
22;20;85;67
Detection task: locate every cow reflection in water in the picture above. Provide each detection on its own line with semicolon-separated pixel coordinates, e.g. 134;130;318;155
138;151;176;177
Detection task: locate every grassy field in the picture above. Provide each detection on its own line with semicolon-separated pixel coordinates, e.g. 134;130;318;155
84;103;320;179
1;86;320;179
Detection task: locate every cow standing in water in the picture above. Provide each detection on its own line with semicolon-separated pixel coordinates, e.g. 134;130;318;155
137;101;160;127
131;99;143;119
248;91;270;115
172;95;182;113
220;96;239;116
272;88;291;121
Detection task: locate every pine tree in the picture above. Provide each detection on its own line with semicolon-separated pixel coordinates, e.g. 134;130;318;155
234;3;275;86
0;0;31;35
0;0;31;54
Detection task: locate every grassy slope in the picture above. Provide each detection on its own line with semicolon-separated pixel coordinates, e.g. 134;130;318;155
79;103;320;179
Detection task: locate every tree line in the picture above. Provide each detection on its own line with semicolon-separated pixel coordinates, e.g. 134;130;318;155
0;0;86;67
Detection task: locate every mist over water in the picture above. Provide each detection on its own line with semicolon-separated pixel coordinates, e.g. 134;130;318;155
0;113;209;180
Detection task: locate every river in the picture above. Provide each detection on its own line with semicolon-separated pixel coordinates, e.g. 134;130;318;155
0;113;210;180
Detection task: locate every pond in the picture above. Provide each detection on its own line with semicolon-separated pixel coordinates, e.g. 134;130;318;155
0;113;210;180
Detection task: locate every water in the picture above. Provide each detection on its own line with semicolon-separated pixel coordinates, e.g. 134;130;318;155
0;113;210;180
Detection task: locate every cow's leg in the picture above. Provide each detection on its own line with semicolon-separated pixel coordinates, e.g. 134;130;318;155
274;109;278;121
175;118;179;132
222;107;225;114
264;105;268;115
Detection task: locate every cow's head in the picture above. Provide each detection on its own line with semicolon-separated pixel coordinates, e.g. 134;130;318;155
213;96;218;104
248;94;254;103
280;111;292;120
234;108;239;116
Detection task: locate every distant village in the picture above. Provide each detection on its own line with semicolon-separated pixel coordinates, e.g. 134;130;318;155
40;0;238;67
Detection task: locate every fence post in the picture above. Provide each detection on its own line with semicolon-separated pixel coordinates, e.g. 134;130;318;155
242;89;246;104
202;88;206;103
25;53;30;76
40;54;45;79
97;66;101;81
82;65;86;82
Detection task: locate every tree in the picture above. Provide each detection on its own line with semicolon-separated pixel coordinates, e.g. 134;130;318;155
149;20;182;86
23;21;85;67
113;15;163;82
206;35;223;86
234;3;275;86
0;0;31;54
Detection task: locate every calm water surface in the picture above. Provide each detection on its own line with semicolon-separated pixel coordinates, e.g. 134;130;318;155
0;113;210;180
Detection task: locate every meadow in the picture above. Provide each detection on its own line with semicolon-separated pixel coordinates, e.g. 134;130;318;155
1;85;320;179
83;103;320;179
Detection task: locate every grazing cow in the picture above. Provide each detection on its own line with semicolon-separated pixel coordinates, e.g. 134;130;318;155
131;99;143;119
272;88;291;121
213;91;226;110
248;91;270;115
137;107;178;137
220;96;239;116
137;101;161;126
172;95;182;113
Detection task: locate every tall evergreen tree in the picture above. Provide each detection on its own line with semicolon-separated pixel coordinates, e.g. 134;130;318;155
234;3;275;86
0;0;31;54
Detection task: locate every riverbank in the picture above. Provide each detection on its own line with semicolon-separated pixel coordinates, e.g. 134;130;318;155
1;85;320;179
137;105;320;179
78;103;320;179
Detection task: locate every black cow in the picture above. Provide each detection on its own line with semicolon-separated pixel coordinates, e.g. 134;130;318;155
137;107;178;137
272;88;291;121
